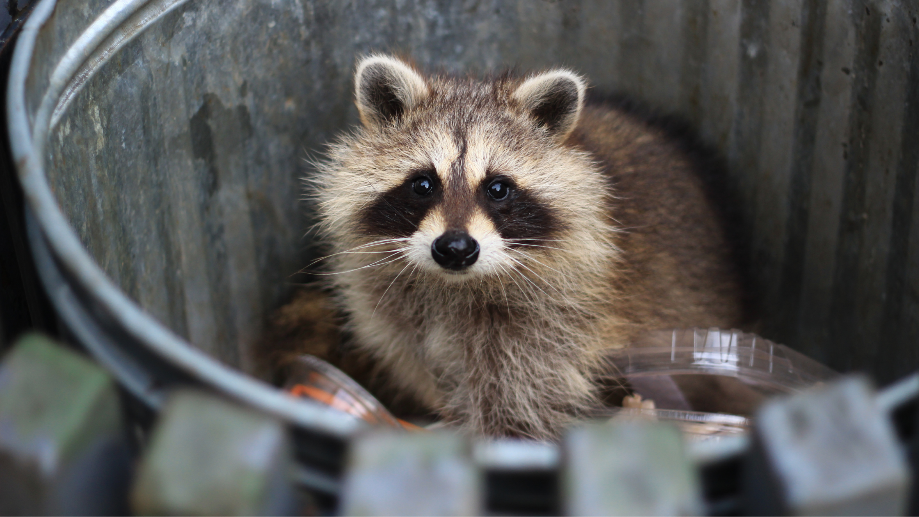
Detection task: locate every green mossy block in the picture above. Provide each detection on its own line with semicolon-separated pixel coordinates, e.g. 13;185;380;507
747;376;910;515
563;421;702;516
341;431;482;516
131;390;293;515
0;333;121;513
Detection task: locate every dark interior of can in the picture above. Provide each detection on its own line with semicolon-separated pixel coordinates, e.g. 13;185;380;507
41;0;919;385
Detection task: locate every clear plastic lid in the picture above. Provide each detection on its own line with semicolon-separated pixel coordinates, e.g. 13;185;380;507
283;355;418;430
604;327;837;391
600;328;838;442
611;408;750;443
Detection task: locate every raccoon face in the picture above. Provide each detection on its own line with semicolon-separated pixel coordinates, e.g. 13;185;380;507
322;55;605;282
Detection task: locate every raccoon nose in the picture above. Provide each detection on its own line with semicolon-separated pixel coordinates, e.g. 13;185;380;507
432;231;480;270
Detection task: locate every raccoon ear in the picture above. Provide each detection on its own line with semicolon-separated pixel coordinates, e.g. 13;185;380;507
512;70;586;141
355;55;429;128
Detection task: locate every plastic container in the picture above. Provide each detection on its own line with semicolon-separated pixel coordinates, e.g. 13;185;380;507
602;328;838;442
284;355;421;431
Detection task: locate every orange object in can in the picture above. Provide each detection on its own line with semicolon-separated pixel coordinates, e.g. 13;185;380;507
284;355;422;431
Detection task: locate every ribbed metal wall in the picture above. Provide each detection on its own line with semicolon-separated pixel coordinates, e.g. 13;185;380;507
37;0;919;383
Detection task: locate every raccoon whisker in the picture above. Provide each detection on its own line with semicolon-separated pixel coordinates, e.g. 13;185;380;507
303;247;407;271
339;238;412;252
351;237;413;247
406;263;421;289
338;245;414;256
504;257;550;302
505;247;564;275
354;249;410;268
496;262;534;307
329;255;408;275
302;238;411;268
505;242;568;252
371;260;413;319
492;264;513;317
311;251;408;275
296;249;406;276
505;255;561;298
505;237;569;242
340;250;410;255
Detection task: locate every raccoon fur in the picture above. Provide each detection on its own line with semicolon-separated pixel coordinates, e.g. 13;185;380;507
296;55;747;440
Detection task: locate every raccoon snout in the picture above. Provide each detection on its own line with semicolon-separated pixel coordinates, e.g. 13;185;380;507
432;231;480;270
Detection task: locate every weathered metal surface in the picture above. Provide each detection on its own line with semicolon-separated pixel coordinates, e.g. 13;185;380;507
8;0;919;443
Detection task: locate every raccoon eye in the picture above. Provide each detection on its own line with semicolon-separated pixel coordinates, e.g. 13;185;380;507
412;176;434;196
486;179;511;201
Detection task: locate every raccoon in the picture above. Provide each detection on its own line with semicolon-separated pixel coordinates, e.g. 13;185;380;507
298;55;747;440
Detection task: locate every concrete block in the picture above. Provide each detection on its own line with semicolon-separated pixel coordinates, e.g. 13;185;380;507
131;390;295;515
0;333;122;514
341;430;482;516
563;421;702;516
744;375;910;515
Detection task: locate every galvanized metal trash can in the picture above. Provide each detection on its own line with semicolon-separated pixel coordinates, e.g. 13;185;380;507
8;0;919;502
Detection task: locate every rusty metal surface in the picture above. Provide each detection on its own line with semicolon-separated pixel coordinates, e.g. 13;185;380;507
10;0;919;408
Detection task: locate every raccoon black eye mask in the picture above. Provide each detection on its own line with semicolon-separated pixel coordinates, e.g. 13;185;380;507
296;54;749;440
